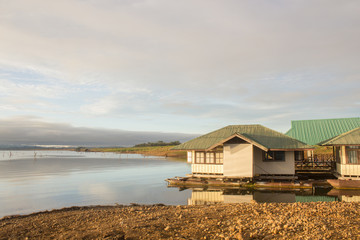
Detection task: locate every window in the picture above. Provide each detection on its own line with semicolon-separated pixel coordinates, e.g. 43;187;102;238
195;152;205;163
187;151;192;163
264;151;285;162
346;146;360;164
206;152;215;163
215;152;223;164
194;151;223;164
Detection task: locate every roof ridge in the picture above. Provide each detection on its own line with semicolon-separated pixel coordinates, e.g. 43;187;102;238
225;124;262;127
291;117;360;123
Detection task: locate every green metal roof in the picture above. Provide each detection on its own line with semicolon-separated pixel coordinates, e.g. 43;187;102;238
172;124;312;151
285;117;360;145
321;127;360;146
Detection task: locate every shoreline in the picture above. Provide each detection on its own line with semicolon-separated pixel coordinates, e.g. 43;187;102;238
1;202;360;239
85;146;187;158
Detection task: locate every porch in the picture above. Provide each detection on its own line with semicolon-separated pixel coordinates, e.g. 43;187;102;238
295;154;335;172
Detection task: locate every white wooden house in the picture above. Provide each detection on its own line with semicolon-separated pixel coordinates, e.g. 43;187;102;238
321;127;360;187
172;125;312;179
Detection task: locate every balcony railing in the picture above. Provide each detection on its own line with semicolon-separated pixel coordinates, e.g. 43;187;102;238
191;164;224;175
295;154;335;171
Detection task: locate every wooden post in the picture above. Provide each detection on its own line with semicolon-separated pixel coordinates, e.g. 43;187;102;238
332;146;335;170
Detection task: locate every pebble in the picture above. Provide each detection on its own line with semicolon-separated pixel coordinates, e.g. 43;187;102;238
1;202;359;239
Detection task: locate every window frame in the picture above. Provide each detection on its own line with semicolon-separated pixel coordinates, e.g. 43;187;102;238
346;146;360;165
194;151;223;164
195;152;205;164
264;151;286;162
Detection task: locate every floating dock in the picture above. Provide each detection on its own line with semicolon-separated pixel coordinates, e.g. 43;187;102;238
166;176;330;190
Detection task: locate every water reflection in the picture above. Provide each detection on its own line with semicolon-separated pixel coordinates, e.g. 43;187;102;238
0;150;162;161
0;151;191;218
2;150;359;218
174;187;341;205
327;189;360;202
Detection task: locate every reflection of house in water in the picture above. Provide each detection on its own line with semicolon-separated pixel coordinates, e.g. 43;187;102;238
187;188;338;205
188;189;253;205
254;191;296;203
327;189;360;202
336;195;360;202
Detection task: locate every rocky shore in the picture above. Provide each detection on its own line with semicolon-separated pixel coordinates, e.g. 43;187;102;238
1;202;359;239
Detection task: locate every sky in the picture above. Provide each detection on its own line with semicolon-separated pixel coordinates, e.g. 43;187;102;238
0;0;359;146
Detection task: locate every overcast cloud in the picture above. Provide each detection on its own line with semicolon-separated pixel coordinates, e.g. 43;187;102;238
0;0;359;145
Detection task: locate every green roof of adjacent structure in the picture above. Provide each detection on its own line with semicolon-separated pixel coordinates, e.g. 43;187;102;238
321;127;360;146
172;124;312;151
285;117;360;145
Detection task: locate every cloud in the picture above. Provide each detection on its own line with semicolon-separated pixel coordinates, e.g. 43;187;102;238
0;0;359;134
0;116;198;146
2;0;359;85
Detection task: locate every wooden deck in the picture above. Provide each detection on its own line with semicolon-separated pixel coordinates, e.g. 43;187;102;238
295;156;335;173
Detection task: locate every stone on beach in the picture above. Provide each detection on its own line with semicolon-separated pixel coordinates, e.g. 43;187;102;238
1;202;359;239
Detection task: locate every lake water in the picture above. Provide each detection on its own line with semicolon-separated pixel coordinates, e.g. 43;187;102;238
0;150;359;218
0;150;191;217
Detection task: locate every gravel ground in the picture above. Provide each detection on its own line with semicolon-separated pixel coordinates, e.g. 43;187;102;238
1;202;360;239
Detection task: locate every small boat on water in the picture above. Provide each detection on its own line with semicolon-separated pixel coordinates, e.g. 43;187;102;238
327;179;360;189
165;177;250;188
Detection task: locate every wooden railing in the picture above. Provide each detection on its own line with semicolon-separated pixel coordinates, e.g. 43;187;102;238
295;154;335;170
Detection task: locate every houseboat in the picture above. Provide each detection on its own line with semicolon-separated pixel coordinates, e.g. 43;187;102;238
321;127;360;189
286;117;360;189
171;124;312;182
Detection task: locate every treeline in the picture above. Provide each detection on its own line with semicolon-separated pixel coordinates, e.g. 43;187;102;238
75;147;90;152
133;141;181;147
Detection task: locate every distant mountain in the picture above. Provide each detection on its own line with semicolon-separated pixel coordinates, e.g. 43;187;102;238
0;118;199;147
0;145;66;150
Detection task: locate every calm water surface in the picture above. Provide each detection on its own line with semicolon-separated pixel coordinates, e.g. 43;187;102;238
0;151;191;217
0;151;358;218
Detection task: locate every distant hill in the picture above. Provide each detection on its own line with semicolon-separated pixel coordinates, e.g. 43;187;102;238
134;141;181;147
0;145;73;150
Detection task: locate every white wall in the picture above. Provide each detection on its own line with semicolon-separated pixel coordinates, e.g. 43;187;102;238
337;163;360;177
337;146;360;177
223;143;253;177
253;147;295;175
